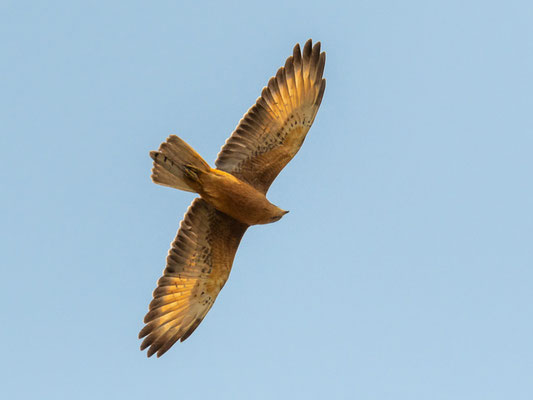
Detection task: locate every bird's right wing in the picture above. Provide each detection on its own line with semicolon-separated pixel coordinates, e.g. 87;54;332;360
215;39;326;194
139;198;248;357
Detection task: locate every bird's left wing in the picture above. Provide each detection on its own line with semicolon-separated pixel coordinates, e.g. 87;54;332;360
139;198;248;357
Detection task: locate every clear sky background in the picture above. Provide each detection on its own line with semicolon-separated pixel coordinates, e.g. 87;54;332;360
2;1;532;399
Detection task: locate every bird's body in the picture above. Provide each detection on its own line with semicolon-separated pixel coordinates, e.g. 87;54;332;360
197;168;288;225
140;39;326;357
150;136;288;225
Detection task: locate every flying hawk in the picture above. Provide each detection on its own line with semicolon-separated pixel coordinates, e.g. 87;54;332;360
140;39;326;357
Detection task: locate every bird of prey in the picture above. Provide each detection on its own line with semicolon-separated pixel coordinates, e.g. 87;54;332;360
139;39;326;357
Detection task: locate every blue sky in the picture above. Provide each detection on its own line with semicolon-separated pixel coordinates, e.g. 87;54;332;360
2;1;532;399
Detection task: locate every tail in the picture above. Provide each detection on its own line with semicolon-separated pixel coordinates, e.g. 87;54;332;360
149;135;211;193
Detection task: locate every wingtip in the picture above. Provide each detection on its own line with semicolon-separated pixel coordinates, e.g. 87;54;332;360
147;347;157;358
303;39;313;58
303;39;325;55
293;42;301;54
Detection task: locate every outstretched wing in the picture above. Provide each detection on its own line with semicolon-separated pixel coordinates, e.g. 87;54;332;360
139;198;248;357
215;39;326;194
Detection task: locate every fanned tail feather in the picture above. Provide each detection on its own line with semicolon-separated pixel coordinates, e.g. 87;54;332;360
150;135;211;193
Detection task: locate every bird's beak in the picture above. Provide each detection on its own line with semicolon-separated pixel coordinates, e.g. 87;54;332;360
283;210;290;215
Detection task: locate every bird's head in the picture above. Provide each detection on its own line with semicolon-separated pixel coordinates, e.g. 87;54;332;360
268;208;289;223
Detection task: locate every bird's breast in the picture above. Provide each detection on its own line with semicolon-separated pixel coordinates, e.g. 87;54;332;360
198;169;276;226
